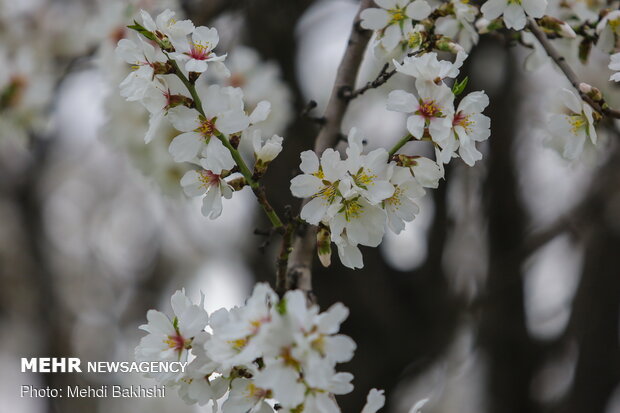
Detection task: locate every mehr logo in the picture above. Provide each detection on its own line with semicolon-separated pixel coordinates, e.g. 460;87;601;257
21;358;82;373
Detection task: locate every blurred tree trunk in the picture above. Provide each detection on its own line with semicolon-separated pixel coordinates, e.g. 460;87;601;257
479;45;540;413
558;143;620;413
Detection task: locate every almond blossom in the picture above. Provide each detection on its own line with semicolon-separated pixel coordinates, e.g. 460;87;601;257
442;90;491;166
171;26;227;74
290;149;348;225
386;84;455;144
546;88;597;160
361;0;432;52
384;165;425;234
180;164;234;219
115;37;167;101
135;289;209;383
167;85;249;169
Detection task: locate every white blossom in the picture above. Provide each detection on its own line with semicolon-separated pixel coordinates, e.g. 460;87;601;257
139;9;194;46
596;10;620;52
115;37;166;101
135;290;208;383
386;84;455;144
171;26;227;74
393;51;467;96
290;149;348;225
435;0;479;52
384;165;424;234
345;128;395;204
546;88;597;160
167;85;249;170
180;166;234;219
442;90;491;166
361;0;433;52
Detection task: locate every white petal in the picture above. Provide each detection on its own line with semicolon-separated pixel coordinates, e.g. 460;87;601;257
481;0;507;20
169;132;202;162
290;175;324;198
186;59;208;73
406;0;431;20
381;24;402;51
299;150;320;174
216;111;250;135
387;90;418;113
522;0;547;18
407;115;426;139
360;8;391;30
203;138;235;173
503;3;526;30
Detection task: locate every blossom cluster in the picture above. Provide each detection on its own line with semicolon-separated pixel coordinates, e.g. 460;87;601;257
135;284;385;413
361;0;620;162
291;50;490;269
115;9;284;219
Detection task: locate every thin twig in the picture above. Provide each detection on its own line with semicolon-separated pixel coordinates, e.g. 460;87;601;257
527;19;620;119
169;59;285;230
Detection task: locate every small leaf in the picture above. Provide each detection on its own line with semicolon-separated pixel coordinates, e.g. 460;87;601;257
127;20;157;42
452;76;468;96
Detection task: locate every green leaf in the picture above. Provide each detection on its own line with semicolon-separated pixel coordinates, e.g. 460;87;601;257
127;20;157;42
452;76;468;96
276;298;287;315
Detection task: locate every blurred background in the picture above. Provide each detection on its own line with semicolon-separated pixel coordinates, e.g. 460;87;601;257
1;0;620;412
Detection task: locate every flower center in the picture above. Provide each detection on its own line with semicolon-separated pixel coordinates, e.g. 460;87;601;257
385;187;403;207
339;197;363;222
568;114;586;134
198;170;221;188
228;338;249;352
352;168;376;190
453;111;474;133
164;333;187;351
315;181;340;203
416;99;444;119
196;117;217;137
187;42;212;60
388;8;407;24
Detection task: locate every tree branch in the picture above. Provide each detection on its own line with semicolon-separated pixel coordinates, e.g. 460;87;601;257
286;0;374;294
527;19;620;119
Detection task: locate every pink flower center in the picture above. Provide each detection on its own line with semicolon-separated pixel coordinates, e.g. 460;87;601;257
416;99;443;119
453;111;473;132
198;170;221;188
164;333;186;351
186;42;211;61
196;118;217;137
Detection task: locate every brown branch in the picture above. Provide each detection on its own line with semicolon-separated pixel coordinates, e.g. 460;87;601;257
527;19;620;119
286;0;374;294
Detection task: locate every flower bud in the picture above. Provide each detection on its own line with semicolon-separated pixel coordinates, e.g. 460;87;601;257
228;177;247;191
538;16;576;39
579;82;603;102
475;18;503;34
253;134;284;177
317;226;332;268
435;36;464;54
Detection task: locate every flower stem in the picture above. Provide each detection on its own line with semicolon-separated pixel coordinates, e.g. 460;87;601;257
388;134;413;157
169;59;284;230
